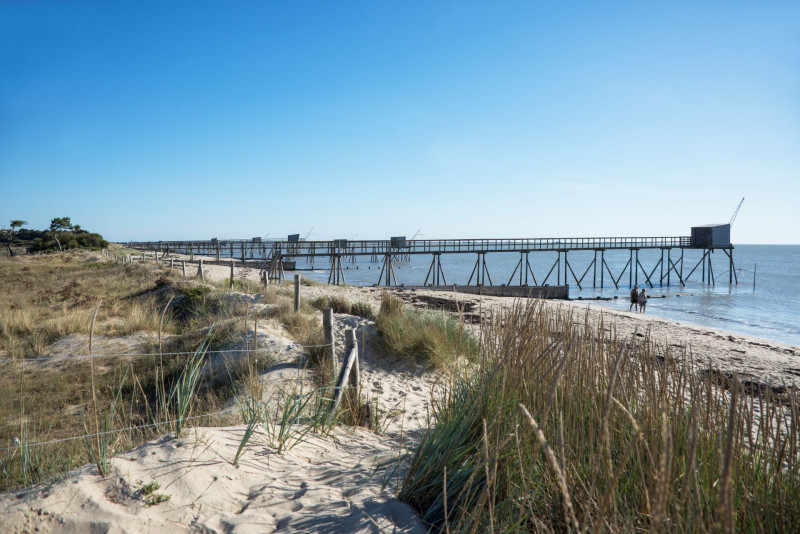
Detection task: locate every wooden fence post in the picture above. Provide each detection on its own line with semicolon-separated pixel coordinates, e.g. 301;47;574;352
189;246;194;261
294;274;301;312
198;259;205;281
347;329;360;399
181;260;186;277
230;260;235;289
155;251;159;263
323;308;335;373
329;328;358;419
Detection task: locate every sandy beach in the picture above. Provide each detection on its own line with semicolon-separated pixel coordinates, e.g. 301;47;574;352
1;252;798;533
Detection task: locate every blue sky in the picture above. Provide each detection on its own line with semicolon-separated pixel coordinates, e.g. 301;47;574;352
2;1;798;243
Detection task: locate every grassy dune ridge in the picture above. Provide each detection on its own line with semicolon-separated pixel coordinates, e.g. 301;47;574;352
0;252;293;490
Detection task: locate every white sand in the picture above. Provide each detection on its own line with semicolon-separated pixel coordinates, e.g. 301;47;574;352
2;252;797;533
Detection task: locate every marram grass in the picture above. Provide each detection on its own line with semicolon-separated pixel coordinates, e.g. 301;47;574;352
376;292;480;368
399;299;800;532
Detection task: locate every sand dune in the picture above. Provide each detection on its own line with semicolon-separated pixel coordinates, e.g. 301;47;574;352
2;253;797;533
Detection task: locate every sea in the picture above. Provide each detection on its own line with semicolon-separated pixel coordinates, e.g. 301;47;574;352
284;244;800;347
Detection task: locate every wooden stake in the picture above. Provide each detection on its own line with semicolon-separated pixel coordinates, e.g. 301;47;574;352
349;328;360;399
230;260;235;289
323;307;335;372
254;315;258;354
329;329;358;418
181;260;186;276
294;274;301;312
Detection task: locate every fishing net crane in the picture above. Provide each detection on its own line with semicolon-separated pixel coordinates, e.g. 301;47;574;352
729;197;745;226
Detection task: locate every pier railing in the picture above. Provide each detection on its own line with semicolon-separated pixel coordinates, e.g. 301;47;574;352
129;236;694;257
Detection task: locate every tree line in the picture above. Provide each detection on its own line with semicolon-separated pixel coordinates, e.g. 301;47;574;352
1;217;108;256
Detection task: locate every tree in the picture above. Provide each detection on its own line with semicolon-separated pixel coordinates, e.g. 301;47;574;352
49;217;72;252
7;220;27;256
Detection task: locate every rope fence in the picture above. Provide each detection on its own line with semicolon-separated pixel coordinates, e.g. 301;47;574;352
0;343;337;364
0;408;235;453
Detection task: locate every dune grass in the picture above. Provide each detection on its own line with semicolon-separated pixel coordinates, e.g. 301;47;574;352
375;292;479;368
311;295;376;320
398;299;800;532
0;252;275;491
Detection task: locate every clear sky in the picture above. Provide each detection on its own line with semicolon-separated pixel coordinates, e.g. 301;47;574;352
2;1;798;243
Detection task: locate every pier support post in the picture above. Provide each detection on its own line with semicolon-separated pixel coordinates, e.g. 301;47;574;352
600;250;605;288
425;253;447;286
328;254;347;285
629;249;633;287
376;254;396;287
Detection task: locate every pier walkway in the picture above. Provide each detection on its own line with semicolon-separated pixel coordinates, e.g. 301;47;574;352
127;235;736;290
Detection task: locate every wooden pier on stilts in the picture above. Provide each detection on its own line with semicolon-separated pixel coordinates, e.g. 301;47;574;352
129;225;737;292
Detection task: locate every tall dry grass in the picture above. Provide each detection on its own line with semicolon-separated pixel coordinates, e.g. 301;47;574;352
0;252;275;490
399;299;800;532
0;254;177;358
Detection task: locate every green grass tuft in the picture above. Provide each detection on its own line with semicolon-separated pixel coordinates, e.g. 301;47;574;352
375;292;479;368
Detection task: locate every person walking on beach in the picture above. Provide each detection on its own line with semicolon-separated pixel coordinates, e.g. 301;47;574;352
638;288;648;313
630;285;639;312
